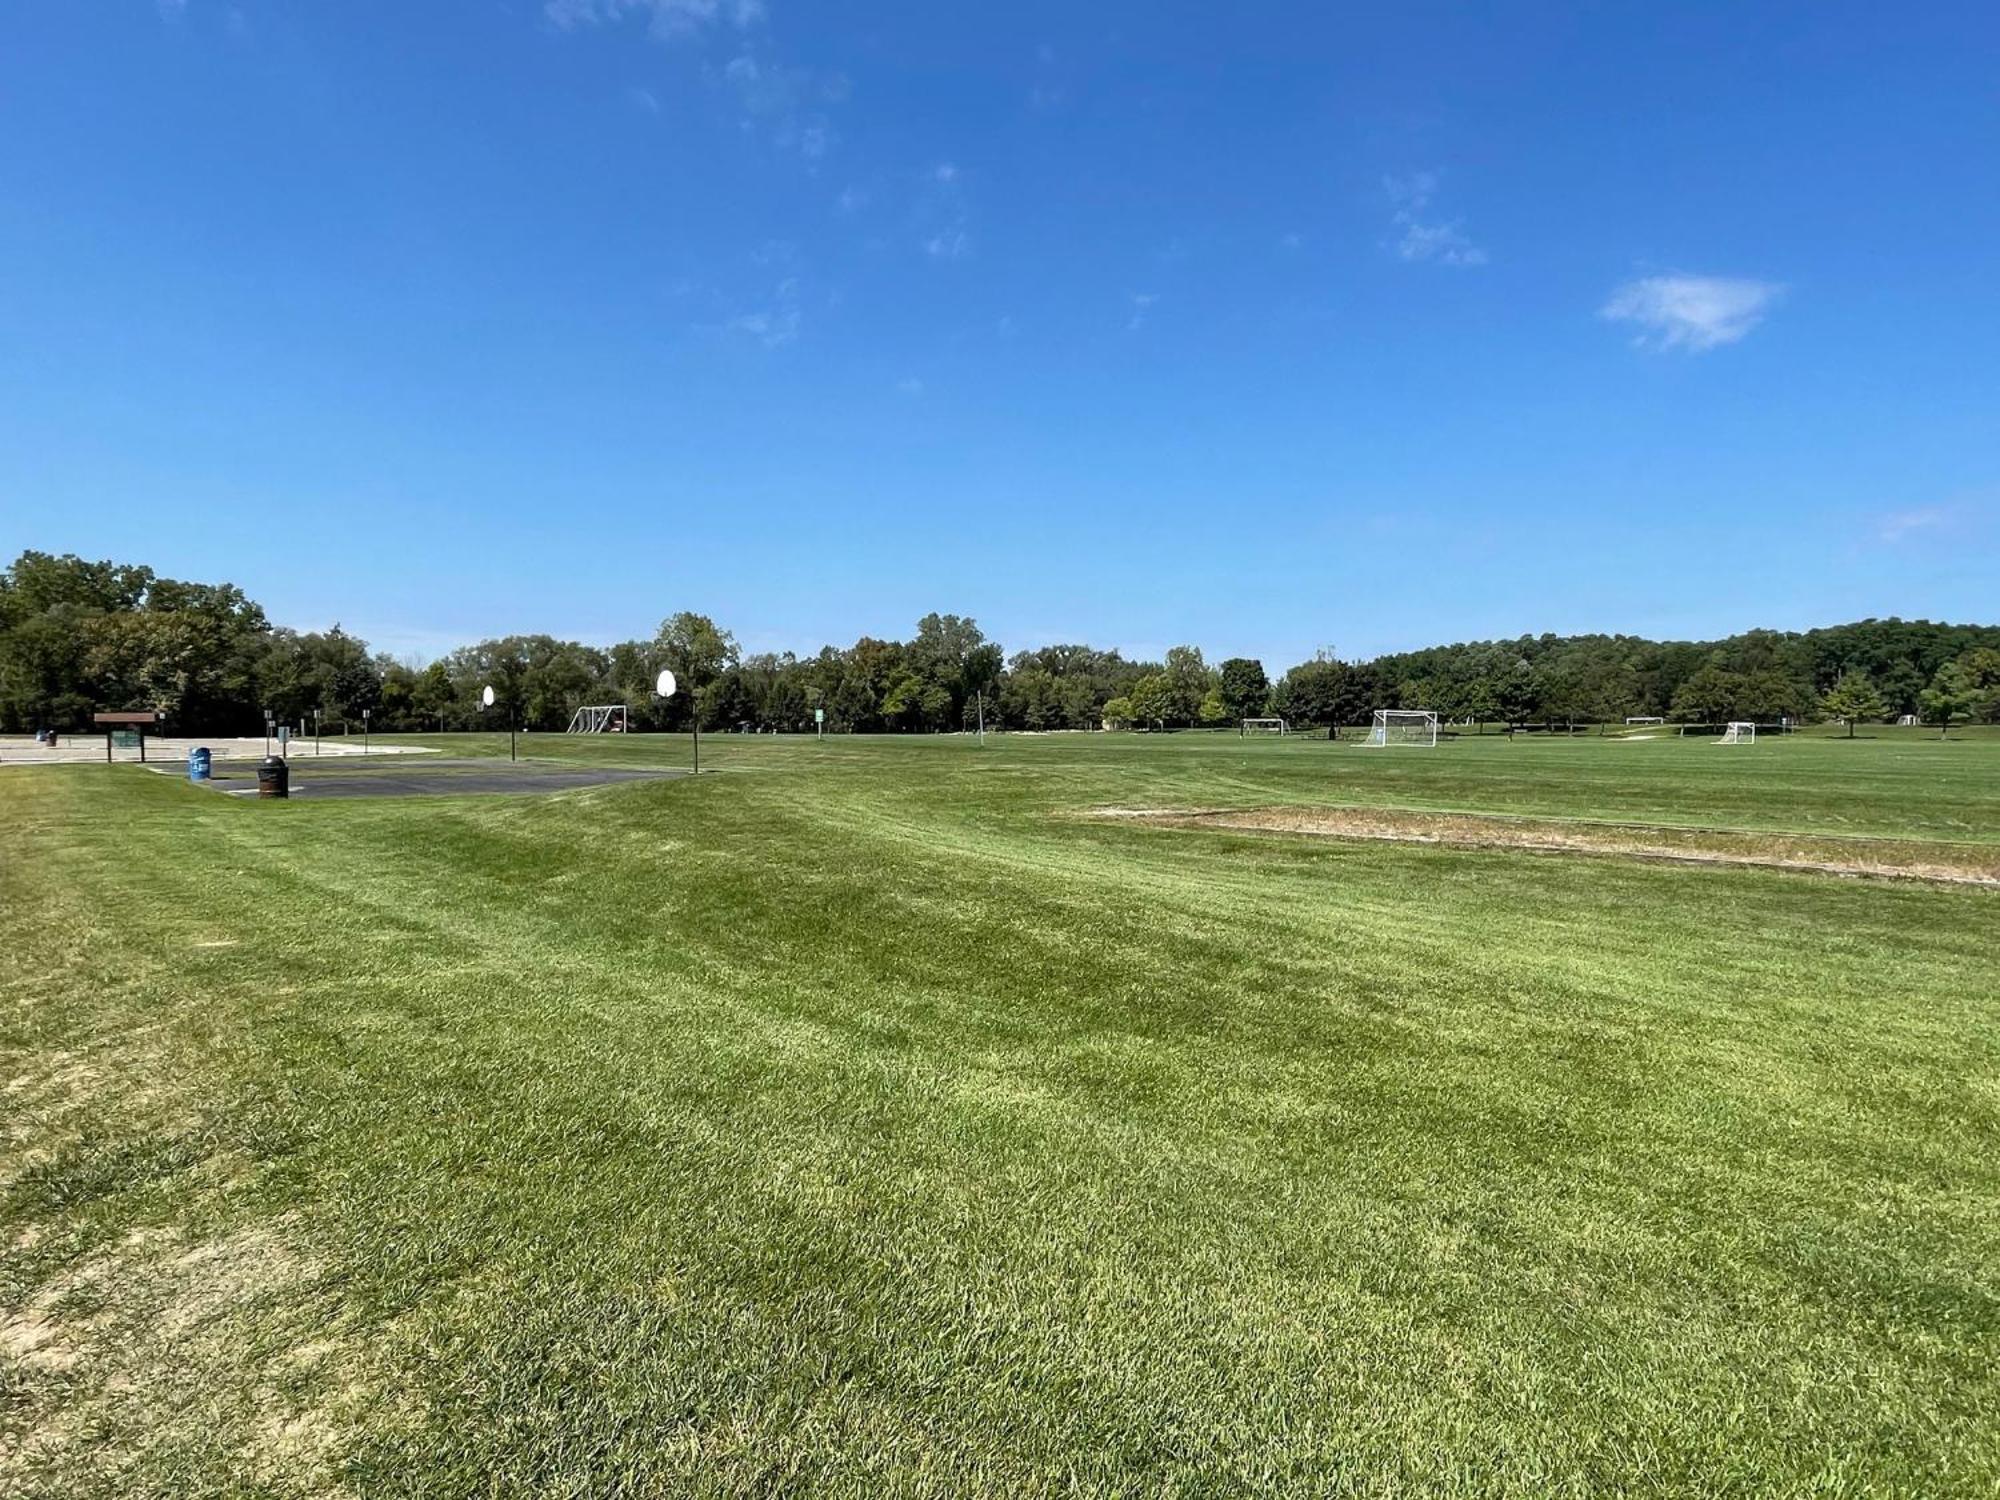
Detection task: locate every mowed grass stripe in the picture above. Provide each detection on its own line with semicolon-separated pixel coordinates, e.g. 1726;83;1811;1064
2;735;1997;1496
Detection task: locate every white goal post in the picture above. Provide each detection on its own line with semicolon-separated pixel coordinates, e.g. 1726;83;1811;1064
1240;718;1288;736
1717;721;1756;745
1624;716;1664;725
566;704;630;734
1367;709;1438;747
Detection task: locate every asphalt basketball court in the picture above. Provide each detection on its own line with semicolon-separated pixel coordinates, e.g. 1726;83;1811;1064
172;756;691;800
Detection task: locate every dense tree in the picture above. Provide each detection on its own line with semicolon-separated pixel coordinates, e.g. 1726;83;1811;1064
1819;672;1886;737
1670;664;1745;724
1216;658;1270;721
6;550;1998;740
1920;661;1979;739
1160;646;1214;727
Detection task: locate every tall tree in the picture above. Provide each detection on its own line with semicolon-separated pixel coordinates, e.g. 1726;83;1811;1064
1217;658;1270;721
1819;672;1886;738
1919;661;1979;739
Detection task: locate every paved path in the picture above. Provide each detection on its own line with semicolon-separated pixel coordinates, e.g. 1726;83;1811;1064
1;735;435;766
174;757;689;799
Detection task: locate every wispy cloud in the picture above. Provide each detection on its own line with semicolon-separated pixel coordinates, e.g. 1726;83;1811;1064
724;276;801;347
546;0;764;40
1027;43;1068;111
1877;507;1949;544
624;85;661;114
916;162;971;259
1126;292;1158;332
923;226;970;260
702;53;843;164
1384;172;1486;268
1600;273;1783;352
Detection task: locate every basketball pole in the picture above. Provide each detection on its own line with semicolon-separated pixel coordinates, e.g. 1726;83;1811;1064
688;650;699;776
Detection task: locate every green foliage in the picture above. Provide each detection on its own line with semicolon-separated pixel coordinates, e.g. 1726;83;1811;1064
5;549;1998;737
1216;657;1269;720
1920;661;1980;738
1820;671;1887;737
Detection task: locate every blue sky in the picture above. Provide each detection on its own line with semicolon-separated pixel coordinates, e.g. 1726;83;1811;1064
2;1;1996;667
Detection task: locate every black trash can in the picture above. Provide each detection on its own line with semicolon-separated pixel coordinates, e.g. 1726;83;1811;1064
257;756;290;799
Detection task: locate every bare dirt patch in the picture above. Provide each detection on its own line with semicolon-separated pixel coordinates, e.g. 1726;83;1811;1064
1087;805;2000;887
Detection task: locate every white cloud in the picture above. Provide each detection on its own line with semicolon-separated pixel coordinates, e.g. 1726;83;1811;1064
1600;273;1783;352
725;308;799;347
709;53;839;163
1877;507;1948;543
724;277;801;347
1384;171;1486;268
933;162;959;184
924;225;970;259
546;0;764;40
1126;292;1158;332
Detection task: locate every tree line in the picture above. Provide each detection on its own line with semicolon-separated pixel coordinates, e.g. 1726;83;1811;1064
4;550;1997;737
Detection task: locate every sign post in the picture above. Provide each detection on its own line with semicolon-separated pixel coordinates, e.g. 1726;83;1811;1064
815;706;825;738
362;708;371;756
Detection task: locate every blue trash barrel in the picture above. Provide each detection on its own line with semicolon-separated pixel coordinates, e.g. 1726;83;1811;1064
188;746;212;782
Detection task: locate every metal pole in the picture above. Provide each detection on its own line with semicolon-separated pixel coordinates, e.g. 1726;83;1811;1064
511;717;517;762
688;649;700;776
976;690;985;747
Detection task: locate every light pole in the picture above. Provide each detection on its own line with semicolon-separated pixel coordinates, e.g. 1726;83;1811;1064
482;684;514;761
655;668;687;772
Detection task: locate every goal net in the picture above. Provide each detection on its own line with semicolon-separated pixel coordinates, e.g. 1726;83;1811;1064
1240;718;1288;736
566;704;629;734
1717;721;1756;744
1624;716;1664;725
1367;709;1438;747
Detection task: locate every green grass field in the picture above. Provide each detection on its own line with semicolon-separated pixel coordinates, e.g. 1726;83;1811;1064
4;730;1998;1496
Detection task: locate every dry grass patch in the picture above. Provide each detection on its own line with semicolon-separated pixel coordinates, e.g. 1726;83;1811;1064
1090;805;2000;886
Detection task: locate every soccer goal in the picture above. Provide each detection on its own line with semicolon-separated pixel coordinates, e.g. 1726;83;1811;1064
1241;717;1288;736
1624;716;1664;726
1367;709;1438;747
1717;721;1756;745
566;704;629;734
